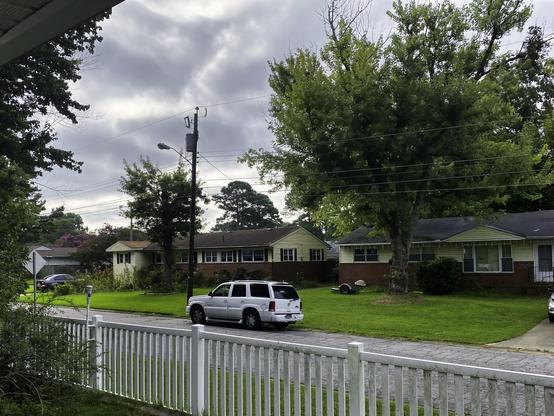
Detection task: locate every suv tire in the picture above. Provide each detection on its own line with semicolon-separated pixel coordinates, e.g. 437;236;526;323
190;305;206;325
243;309;261;330
549;313;554;323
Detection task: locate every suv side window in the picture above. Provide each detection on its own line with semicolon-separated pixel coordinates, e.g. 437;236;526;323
212;284;231;297
250;283;270;298
231;284;246;297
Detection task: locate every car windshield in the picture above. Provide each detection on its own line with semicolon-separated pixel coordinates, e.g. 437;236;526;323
272;285;299;300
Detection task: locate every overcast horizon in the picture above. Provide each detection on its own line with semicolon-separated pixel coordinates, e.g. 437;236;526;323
36;0;554;233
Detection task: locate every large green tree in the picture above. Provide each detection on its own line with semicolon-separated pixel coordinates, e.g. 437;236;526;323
212;181;282;231
120;158;204;289
26;206;88;246
244;0;554;293
0;10;111;413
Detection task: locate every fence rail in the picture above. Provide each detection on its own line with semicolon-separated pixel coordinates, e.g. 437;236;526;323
52;315;554;416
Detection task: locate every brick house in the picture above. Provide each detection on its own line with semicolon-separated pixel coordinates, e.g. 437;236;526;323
106;226;332;282
337;210;554;291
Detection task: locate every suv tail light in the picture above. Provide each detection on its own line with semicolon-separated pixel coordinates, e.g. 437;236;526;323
269;301;275;312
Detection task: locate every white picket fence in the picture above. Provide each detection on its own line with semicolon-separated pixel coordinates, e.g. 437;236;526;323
54;315;554;416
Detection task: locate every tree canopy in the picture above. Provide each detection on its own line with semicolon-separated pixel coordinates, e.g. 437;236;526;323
212;181;282;231
120;158;204;289
0;11;110;413
244;0;554;292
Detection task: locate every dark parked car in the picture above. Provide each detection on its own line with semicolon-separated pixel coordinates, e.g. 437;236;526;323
36;274;75;291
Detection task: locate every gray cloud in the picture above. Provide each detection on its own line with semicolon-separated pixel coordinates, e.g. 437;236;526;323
38;0;554;230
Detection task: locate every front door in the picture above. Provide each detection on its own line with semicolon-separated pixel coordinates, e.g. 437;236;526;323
536;244;553;282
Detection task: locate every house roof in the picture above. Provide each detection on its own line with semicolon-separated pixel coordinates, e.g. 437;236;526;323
0;0;124;65
338;210;554;245
118;240;151;249
144;226;303;251
36;246;78;258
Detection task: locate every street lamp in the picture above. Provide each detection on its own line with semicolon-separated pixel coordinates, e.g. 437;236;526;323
157;142;190;164
157;108;199;302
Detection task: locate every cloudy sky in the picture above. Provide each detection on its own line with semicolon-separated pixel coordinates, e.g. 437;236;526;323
37;0;554;232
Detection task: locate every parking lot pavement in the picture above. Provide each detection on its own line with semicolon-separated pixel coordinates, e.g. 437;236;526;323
489;319;554;353
53;306;554;376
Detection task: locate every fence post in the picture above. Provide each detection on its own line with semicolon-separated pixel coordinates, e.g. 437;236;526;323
191;324;205;416
347;342;365;416
88;314;103;390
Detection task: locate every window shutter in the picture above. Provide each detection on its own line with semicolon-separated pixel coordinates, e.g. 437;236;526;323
238;249;242;262
202;251;205;263
294;248;298;261
280;248;284;261
264;248;268;262
233;250;237;262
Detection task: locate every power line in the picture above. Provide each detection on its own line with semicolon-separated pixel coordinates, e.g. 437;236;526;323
66;94;271;152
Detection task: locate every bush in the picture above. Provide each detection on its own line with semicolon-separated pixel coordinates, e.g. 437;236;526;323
53;284;72;296
416;257;462;295
244;269;267;280
68;267;129;293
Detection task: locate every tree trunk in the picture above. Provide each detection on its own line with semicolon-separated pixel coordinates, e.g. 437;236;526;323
161;243;174;291
388;230;412;293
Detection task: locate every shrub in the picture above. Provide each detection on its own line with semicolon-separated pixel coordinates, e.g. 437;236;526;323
69;267;129;293
53;284;72;296
244;269;267;280
416;257;462;295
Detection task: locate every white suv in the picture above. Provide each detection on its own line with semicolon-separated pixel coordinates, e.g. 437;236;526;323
186;280;303;330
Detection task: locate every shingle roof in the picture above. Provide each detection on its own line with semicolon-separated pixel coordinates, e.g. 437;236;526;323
145;226;301;251
36;246;78;258
118;241;151;249
338;210;554;245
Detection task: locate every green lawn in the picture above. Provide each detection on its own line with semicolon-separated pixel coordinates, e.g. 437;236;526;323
21;287;547;345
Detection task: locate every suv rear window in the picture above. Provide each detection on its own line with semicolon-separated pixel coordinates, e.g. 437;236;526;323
272;285;299;299
250;283;270;298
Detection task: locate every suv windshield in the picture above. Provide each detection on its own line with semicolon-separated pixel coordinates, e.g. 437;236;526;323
272;285;299;300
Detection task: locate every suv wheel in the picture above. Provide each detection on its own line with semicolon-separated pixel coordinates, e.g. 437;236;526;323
243;309;261;330
190;306;206;325
549;313;554;323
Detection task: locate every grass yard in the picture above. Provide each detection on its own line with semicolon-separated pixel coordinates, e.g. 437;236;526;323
20;287;547;345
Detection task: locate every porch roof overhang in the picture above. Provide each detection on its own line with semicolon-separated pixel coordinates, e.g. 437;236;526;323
0;0;124;66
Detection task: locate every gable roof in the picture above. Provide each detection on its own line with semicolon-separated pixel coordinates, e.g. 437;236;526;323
36;246;78;258
145;226;303;251
105;240;151;253
338;210;554;245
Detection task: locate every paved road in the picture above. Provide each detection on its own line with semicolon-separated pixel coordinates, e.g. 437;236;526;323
54;306;554;376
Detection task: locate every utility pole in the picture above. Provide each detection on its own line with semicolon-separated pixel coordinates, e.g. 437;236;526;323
129;215;134;241
187;107;199;301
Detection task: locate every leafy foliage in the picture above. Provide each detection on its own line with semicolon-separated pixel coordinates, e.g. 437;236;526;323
29;206;88;246
120;158;204;289
0;9;110;414
212;181;282;231
244;0;554;293
74;224;147;269
416;257;463;295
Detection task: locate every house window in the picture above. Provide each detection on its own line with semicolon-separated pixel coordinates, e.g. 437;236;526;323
282;248;295;262
409;247;436;262
353;247;378;262
117;253;131;264
220;250;234;262
242;249;265;262
310;249;324;261
153;253;163;264
176;252;188;264
463;244;513;273
205;251;218;263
